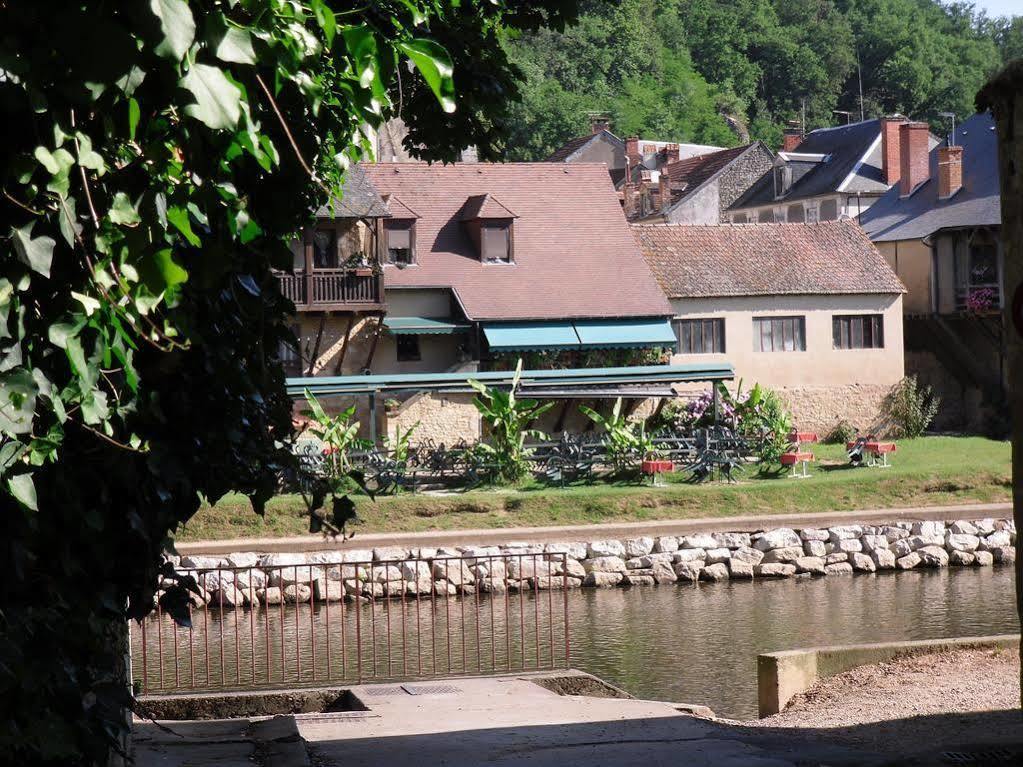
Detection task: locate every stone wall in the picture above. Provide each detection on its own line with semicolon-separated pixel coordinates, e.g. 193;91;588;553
776;384;891;437
171;516;1015;608
716;146;775;219
387;392;481;445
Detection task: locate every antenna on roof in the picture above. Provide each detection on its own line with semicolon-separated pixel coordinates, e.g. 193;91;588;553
856;47;865;122
938;112;957;147
832;110;854;125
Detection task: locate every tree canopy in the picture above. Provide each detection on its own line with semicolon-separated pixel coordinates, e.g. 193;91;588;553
0;1;575;763
503;0;1016;159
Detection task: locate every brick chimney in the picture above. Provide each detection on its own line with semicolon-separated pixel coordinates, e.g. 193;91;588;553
937;144;963;199
590;115;611;135
622;181;637;219
625;136;641;169
658;173;671;210
899;121;931;197
663;143;680;165
880;115;908;186
781;128;803;153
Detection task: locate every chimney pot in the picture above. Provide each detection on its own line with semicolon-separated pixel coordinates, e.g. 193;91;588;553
899;121;931;197
658;173;671;211
625;136;641;169
881;115;908;187
781;129;803;153
938;144;963;199
590;115;610;135
664;143;680;165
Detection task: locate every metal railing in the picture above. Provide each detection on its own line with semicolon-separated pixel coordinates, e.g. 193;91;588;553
275;269;384;308
132;553;571;694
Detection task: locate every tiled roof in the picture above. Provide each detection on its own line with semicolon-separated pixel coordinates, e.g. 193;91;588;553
860;112;1000;242
382;194;420;219
362;163;672;321
546;132;611;162
633;220;905;299
316;164;390;218
662;143;759;203
460;193;518;220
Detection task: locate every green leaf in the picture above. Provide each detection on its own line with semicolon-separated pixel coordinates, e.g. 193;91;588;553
150;0;195;61
75;133;105;174
398;39;456;114
216;27;256;65
311;0;337;47
7;473;37;511
166;205;200;246
128;98;141;140
48;322;79;349
0;369;38;435
109;192;141;226
71;291;101;316
180;64;241;130
342;25;379;89
11;223;55;278
147;249;189;290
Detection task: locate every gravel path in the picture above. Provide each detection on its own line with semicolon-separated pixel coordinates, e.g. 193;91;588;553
745;648;1023;754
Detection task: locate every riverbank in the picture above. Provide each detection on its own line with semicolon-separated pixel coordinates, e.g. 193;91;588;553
179;436;1009;541
748;647;1022;754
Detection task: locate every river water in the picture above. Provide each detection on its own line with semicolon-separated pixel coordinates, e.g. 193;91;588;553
134;566;1018;719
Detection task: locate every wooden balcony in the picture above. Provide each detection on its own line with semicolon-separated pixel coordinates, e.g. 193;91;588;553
276;269;385;312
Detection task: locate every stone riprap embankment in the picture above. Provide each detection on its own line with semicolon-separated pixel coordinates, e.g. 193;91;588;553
169;517;1016;608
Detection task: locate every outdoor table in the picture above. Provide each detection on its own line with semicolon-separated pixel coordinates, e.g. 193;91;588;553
641;459;674;486
780;451;814;478
846;441;897;468
788;432;819;445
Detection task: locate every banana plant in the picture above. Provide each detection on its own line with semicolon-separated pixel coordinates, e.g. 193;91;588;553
302;389;370;477
580;397;658;476
468;360;554;482
383;420;420;464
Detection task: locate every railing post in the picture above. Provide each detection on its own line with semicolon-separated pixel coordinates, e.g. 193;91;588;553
303;228;314;308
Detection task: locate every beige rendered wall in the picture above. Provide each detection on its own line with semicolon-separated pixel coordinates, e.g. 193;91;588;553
876;239;932;314
384;287;454;318
669;293;904;433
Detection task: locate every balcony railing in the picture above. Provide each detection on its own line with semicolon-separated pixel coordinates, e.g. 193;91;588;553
277;268;385;311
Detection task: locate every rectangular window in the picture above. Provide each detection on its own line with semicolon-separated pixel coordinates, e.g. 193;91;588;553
674;318;725;354
385;221;414;265
396;335;421;362
757;209;776;224
832;314;884;349
312;228;338;268
731;213;748;224
482;223;512;263
818;199;839;221
786;204;805;223
753;316;806;352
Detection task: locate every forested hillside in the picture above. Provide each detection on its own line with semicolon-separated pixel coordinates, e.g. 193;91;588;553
501;0;1023;159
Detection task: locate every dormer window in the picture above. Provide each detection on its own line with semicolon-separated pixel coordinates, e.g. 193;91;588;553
460;193;518;265
384;220;415;265
773;166;793;198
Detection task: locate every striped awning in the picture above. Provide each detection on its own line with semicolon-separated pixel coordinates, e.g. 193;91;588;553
383;317;470;335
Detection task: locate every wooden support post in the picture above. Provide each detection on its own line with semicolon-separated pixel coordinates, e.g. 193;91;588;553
332;313;357;376
362;313;384;373
306;314;327;376
368;392;378;445
303;227;314;308
552;400;571;433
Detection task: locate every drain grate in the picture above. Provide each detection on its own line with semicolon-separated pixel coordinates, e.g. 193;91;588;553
358;686;406;696
941;749;1018;765
401;684;461;696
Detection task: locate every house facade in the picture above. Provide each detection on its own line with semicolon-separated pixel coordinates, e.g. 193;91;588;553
727;118;940;226
282;162;676;442
860;112;1004;433
633;221;906;433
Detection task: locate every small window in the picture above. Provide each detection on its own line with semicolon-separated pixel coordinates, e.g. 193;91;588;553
396;335;421;362
732;213;748;224
805;204;819;224
482;223;512;263
774;166;793;198
385;221;415;265
757;208;776;224
786;204;805;223
312;228;338;268
833;315;884;349
674;318;725;354
819;199;839;221
753;316;806;352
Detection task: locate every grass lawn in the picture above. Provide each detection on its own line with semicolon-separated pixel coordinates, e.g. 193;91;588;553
177;436;1010;542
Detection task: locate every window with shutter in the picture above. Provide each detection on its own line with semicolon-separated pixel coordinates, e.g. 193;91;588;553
753;316;806;352
482;223;512;263
385;221;414;265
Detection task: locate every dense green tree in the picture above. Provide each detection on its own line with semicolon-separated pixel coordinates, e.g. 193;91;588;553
0;1;575;764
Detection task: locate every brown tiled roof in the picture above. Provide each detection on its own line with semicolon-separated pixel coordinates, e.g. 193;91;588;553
459;193;517;220
362;163;672;321
662;143;756;202
546;133;606;162
633;220;906;299
381;194;420;219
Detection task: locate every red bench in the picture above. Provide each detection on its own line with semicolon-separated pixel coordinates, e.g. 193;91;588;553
780;451;815;478
846;441;897;467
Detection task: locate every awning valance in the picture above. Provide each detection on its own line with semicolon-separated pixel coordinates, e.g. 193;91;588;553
574;318;677;349
483;322;580;352
384;317;470;335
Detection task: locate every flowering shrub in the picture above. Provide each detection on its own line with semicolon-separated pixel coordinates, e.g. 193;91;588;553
966;288;998;313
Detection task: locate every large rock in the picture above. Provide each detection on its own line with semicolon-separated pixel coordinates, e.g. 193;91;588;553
834;539;863;554
912;520;945;537
679;534;718;550
269;566;322;587
402;560;433;581
235;569;267;590
974;550;995;567
432;560;475;585
762;546;804;564
373;546;409;562
802;540;827;558
307;551;344;565
672;548;706;563
908;534;943;550
945;533;980;552
284;583;312;603
371;564;403;583
459;545;502;560
633;553;673;568
624;537;655;557
728;559;754;579
755;563;796;578
949;520;979;535
883;526;911;543
992;546;1016;564
979;531;1013;551
673;561;703;582
405;577;436;596
850;553;876;572
871;549;897;570
699;563;730;582
549;558;586;578
712;532;751;549
340;549;374;563
651;561;678;584
794;557;826;576
314;579;344;602
828;525;863;541
892;539;914;558
754;528;801;551
860;535;889;553
949;550;976;567
258;552;306;568
225;552;259;569
994;519;1016;533
825;552;849;564
181;555;228;569
544;542;588;560
259;586;283;605
731;546;765;565
582;556;627;574
622;573;656;586
211;585;246;608
824;562;854;576
974;519;998;535
653;536;679;553
508;558;552;580
917;545;949;568
588;540;626;558
896;552;921;570
502;542;545;555
584;571;624;587
704;547;732;565
799;528;829;542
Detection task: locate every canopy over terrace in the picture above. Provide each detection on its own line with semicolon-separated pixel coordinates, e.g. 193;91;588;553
288;363;734;442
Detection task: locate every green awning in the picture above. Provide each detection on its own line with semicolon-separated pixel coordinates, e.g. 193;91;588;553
573;318;677;349
383;317;470;335
483;321;580;352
